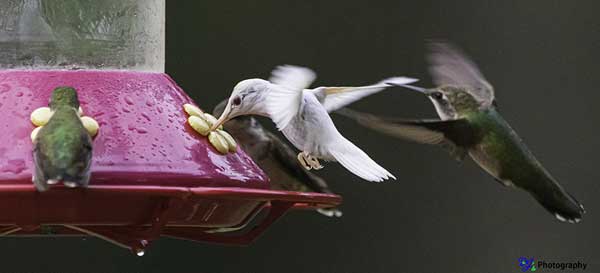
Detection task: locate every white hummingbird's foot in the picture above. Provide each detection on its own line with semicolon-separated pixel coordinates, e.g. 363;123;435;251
297;152;323;170
306;155;323;170
297;152;312;170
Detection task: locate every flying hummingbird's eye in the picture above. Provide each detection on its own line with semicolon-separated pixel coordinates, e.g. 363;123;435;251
431;92;444;100
232;96;242;106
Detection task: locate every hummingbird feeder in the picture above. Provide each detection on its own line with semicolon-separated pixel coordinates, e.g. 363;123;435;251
0;0;341;255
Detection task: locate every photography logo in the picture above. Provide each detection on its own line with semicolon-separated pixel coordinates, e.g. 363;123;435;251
519;257;537;272
518;257;588;271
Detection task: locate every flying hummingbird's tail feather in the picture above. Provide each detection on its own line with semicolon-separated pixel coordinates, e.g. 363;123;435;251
529;177;585;223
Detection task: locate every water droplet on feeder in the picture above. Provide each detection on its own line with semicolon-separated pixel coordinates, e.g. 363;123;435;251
136;127;148;134
141;113;151;122
124;96;134;105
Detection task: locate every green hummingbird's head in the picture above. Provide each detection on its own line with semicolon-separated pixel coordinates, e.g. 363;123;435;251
394;83;482;120
428;85;481;117
49;86;80;109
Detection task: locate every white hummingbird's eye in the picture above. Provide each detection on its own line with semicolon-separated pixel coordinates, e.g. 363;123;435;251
232;96;242;107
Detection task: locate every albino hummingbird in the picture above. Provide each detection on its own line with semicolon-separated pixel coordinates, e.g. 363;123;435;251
212;65;418;182
213;100;342;217
32;87;93;191
338;43;585;223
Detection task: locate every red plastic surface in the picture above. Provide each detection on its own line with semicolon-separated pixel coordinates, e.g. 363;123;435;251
0;70;268;188
0;70;342;254
0;184;341;253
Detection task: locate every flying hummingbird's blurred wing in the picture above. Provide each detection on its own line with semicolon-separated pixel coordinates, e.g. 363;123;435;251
428;42;495;107
336;108;479;161
317;77;419;113
267;65;316;130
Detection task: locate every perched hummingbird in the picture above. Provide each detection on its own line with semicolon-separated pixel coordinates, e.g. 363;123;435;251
213;100;342;217
212;65;417;182
32;87;93;192
337;42;585;223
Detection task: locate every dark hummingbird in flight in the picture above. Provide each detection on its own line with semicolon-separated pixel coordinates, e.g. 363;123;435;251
32;87;93;192
213;100;342;217
337;42;584;223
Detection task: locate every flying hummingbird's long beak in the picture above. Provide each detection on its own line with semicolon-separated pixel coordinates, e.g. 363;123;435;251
387;83;428;94
211;103;232;131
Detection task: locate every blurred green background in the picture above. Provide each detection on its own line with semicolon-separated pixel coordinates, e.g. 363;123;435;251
4;0;599;272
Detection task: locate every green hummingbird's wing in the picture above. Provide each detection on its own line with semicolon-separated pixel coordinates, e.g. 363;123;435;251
336;108;479;161
427;41;495;107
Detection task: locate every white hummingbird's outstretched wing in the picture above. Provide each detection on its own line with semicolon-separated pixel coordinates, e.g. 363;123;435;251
325;132;396;182
267;65;316;130
269;65;316;91
317;77;419;113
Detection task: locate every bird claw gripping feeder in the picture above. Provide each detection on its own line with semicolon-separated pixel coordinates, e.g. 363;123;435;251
0;0;340;255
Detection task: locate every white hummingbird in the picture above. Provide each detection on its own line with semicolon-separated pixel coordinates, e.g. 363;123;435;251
212;65;418;182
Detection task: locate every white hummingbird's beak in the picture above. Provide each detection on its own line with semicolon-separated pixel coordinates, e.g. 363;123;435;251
211;103;232;131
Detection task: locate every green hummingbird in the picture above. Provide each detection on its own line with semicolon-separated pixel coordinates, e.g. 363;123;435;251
32;87;93;192
337;42;584;223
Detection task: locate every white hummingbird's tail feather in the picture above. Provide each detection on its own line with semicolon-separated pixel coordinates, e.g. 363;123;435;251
328;137;396;182
321;76;418;113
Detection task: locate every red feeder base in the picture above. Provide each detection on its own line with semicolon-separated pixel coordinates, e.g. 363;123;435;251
0;70;342;254
0;184;341;255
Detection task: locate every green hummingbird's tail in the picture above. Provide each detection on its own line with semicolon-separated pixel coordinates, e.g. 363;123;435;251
529;176;585;223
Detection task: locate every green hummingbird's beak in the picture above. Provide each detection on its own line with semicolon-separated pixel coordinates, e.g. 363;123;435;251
211;103;232;131
387;82;429;94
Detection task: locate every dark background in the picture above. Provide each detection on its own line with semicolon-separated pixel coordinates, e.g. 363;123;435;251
6;1;599;272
